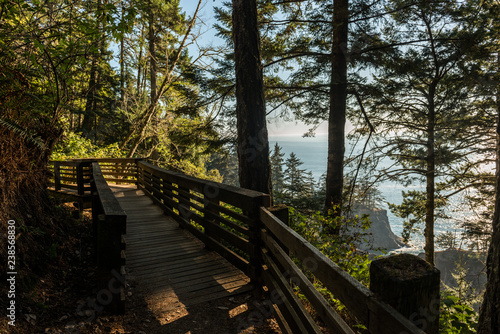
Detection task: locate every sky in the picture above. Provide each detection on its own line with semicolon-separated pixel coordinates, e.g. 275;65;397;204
178;0;331;137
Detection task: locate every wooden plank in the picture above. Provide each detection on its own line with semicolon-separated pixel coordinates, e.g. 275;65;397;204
128;254;210;275
127;245;202;260
127;248;204;265
138;261;236;284
156;275;250;298
261;266;312;334
102;171;137;177
169;269;245;289
146;275;251;302
179;283;254;305
130;256;224;277
105;178;136;184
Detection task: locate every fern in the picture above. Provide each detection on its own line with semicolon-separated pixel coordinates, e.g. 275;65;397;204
0;116;46;150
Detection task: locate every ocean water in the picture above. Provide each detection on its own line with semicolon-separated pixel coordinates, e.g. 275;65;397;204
269;134;469;253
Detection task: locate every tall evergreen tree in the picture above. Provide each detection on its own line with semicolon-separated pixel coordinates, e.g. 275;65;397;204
270;143;285;201
478;0;500;331
232;0;271;193
364;0;486;265
283;152;310;203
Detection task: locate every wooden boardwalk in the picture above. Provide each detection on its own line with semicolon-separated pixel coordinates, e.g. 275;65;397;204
110;184;253;322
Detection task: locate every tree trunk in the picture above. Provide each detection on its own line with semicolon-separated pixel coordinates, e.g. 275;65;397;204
478;53;500;334
148;12;157;104
425;85;436;266
81;54;97;135
324;0;348;221
119;2;125;103
136;26;144;96
148;9;159;160
81;0;102;137
232;0;271;194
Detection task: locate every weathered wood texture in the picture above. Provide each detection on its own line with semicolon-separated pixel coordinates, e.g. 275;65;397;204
111;184;253;318
370;254;440;334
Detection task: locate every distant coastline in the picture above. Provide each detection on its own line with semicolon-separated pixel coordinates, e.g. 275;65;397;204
268;135;468;253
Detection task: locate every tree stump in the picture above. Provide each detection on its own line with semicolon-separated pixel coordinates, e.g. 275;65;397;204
370;253;440;334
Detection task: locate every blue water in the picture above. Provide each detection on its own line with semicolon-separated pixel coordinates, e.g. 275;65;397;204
269;134;468;252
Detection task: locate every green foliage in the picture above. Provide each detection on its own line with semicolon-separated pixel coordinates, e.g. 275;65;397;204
289;207;375;287
288;206;376;330
440;257;481;333
0;117;46;150
51;132;125;160
440;293;478;333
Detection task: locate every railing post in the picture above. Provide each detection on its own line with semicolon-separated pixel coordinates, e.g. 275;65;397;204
268;204;289;255
54;161;61;191
204;195;221;244
96;214;126;314
134;159;142;187
248;194;271;284
370;253;440;334
76;162;84;195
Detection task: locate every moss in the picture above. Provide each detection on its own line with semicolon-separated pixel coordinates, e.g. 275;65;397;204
374;253;434;280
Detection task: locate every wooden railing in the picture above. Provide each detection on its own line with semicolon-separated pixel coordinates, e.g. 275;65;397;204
48;158;141;193
48;160;92;195
48;158;430;332
260;207;424;334
134;161;424;333
90;162;127;313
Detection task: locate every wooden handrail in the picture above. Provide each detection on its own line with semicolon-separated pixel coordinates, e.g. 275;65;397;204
90;162;127;314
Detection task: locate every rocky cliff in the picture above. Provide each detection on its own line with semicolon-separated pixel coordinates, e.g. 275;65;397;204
351;205;406;251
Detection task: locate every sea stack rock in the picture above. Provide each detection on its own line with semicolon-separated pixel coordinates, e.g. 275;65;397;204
351;204;406;251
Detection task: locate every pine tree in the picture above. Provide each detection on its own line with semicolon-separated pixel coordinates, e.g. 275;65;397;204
283;152;308;203
270;143;285;202
364;0;488;265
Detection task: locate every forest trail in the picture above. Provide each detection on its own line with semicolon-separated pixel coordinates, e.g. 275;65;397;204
110;184;254;325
